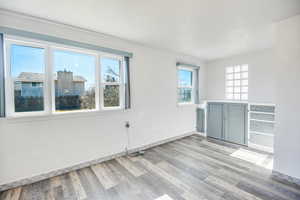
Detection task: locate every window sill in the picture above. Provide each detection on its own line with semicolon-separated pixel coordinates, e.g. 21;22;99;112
4;108;130;123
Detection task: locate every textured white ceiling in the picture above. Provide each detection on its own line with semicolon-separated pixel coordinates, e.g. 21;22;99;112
0;0;300;60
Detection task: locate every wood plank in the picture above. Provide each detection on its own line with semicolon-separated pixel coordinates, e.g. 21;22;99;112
135;157;191;192
1;187;22;200
68;171;87;200
205;175;263;200
116;156;147;177
91;163;119;189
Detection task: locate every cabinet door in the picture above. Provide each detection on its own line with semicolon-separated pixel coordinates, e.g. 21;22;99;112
224;104;247;145
207;103;224;139
196;108;205;132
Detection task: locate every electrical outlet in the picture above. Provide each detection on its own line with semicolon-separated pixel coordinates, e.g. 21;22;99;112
125;121;130;128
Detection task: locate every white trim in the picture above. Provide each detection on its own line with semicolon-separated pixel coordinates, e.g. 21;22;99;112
250;131;274;137
177;66;196;104
4;38;49;117
250;119;275;123
249;111;275;115
100;56;124;109
51;46;98;114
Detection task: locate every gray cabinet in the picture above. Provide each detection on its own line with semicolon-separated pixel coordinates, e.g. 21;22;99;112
207;103;224;140
207;102;248;145
196;108;205;133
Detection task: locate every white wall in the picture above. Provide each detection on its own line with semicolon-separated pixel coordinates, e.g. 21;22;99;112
206;15;300;180
0;10;206;185
273;14;300;180
206;48;276;103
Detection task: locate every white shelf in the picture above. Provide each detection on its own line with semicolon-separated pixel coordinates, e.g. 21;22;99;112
249;131;274;137
249;111;275;115
250;119;275;123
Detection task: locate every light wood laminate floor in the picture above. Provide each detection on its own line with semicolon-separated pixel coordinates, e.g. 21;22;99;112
1;135;300;200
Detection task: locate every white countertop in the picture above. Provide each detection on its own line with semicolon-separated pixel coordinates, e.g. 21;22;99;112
203;100;248;104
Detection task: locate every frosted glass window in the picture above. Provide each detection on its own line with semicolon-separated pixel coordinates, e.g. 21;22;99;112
226;65;248;100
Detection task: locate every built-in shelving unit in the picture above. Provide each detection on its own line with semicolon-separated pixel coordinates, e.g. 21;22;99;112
248;104;275;153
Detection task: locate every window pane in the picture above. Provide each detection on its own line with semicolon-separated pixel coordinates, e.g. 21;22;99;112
241;72;248;79
241;86;248;93
178;69;192;87
241;79;248;86
101;57;120;83
234;93;241;100
234;73;241;79
234;87;240;93
11;44;45;112
226;87;233;93
225;64;248;101
226;93;233;99
226;80;233;86
241;93;248;100
234;65;240;72
178;88;192;103
226;73;234;80
54;50;96;111
103;85;120;107
226;67;233;73
241;64;248;71
234;80;241;86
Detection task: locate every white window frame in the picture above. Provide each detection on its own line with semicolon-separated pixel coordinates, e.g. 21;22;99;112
100;54;124;110
4;35;125;118
4;38;51;117
225;64;248;101
177;66;196;105
50;46;99;114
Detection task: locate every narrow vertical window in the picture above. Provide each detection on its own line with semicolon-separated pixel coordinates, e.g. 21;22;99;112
177;68;194;104
100;57;122;108
53;49;96;112
226;64;248;100
10;44;45;113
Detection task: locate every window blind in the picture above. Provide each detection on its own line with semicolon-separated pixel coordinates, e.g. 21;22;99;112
124;56;131;109
0;33;5;117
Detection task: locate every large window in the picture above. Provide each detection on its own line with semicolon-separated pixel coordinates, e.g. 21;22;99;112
5;37;125;117
177;67;195;104
8;44;46;114
226;65;248;100
53;49;96;112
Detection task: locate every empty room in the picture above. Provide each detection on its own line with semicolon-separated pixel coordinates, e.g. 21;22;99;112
0;0;300;199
